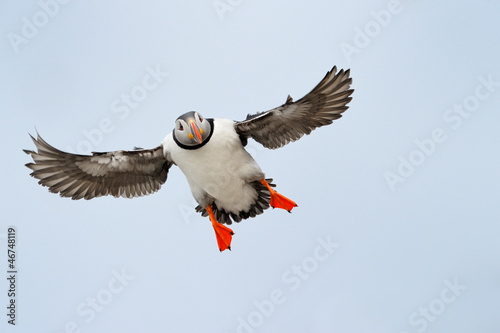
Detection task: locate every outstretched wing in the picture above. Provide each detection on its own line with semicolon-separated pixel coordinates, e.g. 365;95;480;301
24;133;173;200
235;66;353;149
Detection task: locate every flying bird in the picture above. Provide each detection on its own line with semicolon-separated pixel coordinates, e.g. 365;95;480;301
24;66;354;251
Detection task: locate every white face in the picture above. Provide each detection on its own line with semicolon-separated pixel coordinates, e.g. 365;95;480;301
174;111;212;147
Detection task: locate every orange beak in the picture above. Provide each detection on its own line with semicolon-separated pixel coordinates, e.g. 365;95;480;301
190;120;203;144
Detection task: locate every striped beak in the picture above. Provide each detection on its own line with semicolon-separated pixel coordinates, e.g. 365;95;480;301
189;120;203;144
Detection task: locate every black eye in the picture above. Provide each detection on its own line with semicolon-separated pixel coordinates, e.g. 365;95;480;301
198;115;203;122
178;124;183;130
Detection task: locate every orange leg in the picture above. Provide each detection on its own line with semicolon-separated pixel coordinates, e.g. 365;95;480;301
260;179;298;212
207;205;234;252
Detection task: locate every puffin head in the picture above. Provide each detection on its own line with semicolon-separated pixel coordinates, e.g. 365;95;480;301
173;111;213;149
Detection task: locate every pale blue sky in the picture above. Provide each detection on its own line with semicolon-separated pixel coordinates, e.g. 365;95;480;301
1;1;499;332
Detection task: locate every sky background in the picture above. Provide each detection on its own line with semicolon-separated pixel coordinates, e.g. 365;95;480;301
1;1;499;332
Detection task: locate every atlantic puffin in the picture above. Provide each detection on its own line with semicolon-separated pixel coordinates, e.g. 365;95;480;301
24;66;353;251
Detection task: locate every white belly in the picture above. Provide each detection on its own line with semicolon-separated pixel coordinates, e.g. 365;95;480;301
163;118;264;213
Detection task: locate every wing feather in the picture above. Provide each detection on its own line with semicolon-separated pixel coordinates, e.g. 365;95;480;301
24;133;173;200
235;66;354;149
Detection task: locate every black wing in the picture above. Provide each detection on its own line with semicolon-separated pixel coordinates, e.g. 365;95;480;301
24;133;173;200
235;66;353;149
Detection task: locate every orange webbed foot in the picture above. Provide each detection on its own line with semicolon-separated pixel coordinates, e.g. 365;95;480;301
260;179;298;212
207;205;233;252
